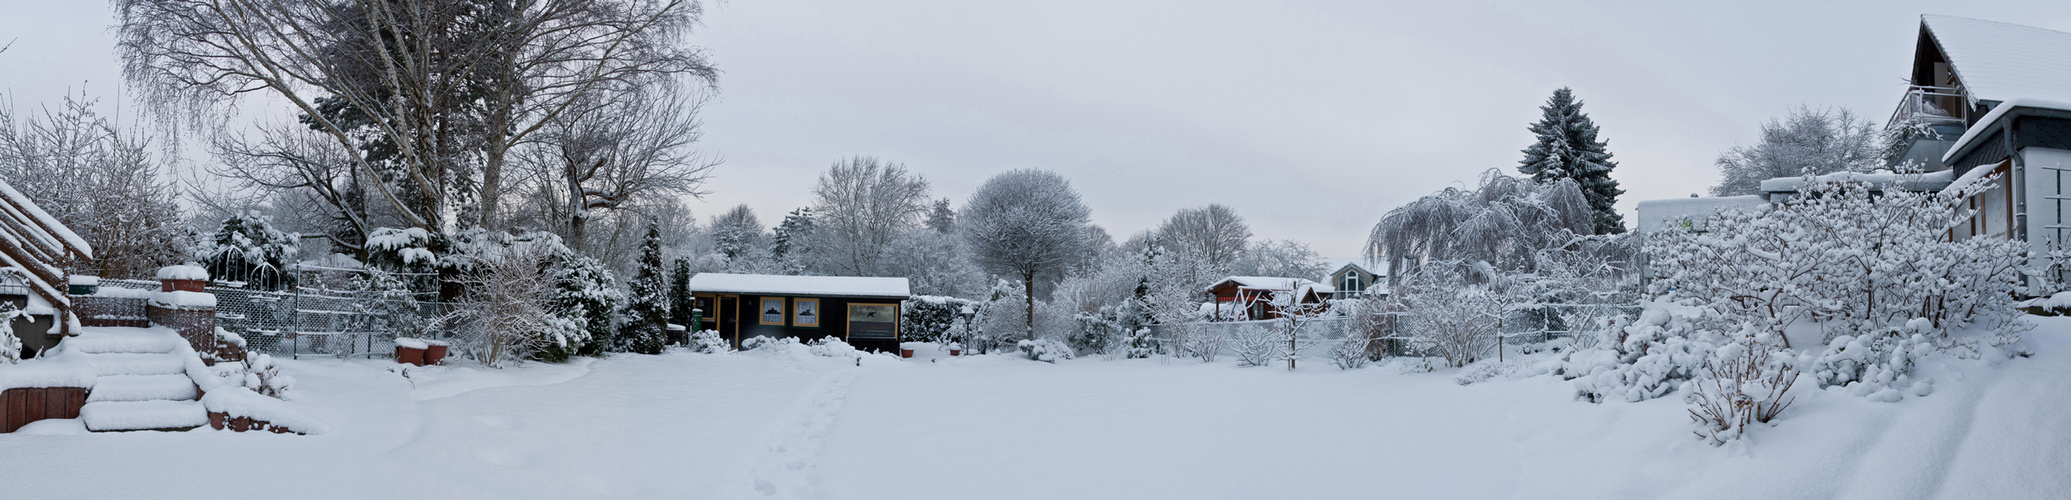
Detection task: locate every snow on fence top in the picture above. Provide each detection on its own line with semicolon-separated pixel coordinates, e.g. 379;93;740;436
1756;170;1956;195
686;273;911;298
1208;276;1333;293
156;265;210;281
1920;15;2071;105
1635;195;1770;233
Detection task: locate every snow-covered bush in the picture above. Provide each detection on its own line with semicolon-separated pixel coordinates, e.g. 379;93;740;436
451;243;569;368
1397;266;1509;368
1068;312;1120;356
0;302;23;364
1805;321;1935;402
808;337;858;357
1646;173;2028;346
617;223;671;355
1453;361;1517;385
1561;302;1719;403
689;330;730;354
1687;339;1797;445
1328;332;1371;370
236;354;296;399
1016;338;1073;363
193;212;299;290
970;279;1028;353
1121;327;1158;359
1229;323;1281;367
743;336;798;352
903;295;979;343
1180;325;1224;362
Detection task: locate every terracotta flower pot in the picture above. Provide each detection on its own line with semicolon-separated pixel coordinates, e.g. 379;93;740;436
209;411;226;430
395;346;426;366
950;349;962;356
901;348;914;358
422;342;449;365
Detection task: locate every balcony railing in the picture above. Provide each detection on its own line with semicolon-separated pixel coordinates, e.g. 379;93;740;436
1887;85;1970;131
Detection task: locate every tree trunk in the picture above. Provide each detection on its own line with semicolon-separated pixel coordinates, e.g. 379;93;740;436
1023;271;1037;341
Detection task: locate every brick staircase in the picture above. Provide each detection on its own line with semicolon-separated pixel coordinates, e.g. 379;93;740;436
70;327;208;432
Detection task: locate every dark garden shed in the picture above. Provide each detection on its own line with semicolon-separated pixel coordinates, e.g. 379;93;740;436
686;273;910;353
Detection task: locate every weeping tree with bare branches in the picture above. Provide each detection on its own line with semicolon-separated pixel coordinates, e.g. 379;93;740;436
116;0;717;235
1365;169;1593;287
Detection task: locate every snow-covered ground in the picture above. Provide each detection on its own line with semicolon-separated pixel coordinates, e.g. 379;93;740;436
4;323;2069;499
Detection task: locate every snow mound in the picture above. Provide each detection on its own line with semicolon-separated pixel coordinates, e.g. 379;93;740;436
150;290;217;309
201;387;331;435
0;356;97;391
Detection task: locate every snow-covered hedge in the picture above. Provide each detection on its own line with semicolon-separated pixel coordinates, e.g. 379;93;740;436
689;330;730;354
903;295;978;343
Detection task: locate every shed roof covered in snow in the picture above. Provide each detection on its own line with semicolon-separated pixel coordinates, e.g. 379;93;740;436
1634;195;1770;233
1920;15;2071;105
686;273;911;298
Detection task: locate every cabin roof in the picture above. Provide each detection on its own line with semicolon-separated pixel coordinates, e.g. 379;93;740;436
686;273;911;298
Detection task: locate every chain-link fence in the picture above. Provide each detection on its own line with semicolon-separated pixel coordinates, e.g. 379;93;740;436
103;265;465;360
1146;302;1641;363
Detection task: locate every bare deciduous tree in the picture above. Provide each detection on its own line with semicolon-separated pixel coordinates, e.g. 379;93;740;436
116;0;715;233
809;156;931;276
520;82;715;251
1156;204;1250;272
1712;107;1885;196
0;96;187;279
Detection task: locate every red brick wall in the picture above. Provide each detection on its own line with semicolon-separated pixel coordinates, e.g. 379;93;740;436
148;305;218;354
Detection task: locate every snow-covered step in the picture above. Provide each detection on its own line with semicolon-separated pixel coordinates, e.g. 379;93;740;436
80;400;208;432
68;330;183;355
83;353;188;377
87;374;198;403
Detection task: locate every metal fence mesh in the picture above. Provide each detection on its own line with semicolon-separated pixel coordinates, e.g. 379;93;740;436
106;266;464;360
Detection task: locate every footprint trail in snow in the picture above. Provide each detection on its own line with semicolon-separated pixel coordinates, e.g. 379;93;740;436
751;369;861;498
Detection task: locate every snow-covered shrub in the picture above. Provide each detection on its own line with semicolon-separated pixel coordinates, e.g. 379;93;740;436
1397;266;1509;368
1561;302;1720;403
1646;173;2028;346
1687;339;1797;445
451;243;567;368
743;336;798;352
689;330;730;354
970;279;1027;353
808;337;857;357
236;354;296;399
1121;327;1158;359
902;295;979;343
1180;325;1224;362
1068;312;1120;356
1453;361;1517;385
0;302;22;364
1329;332;1371;370
193;212;299;290
1229;323;1281;367
1805;321;1934;401
941;317;973;348
1016;338;1073;363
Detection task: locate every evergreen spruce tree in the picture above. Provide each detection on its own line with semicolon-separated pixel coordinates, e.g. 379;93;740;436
546;255;622;360
669;258;694;328
618;222;671;354
1519;87;1626;234
771;207;815;274
925;198;956;233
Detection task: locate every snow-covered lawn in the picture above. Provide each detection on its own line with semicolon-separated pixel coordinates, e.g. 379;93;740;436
5;324;2070;499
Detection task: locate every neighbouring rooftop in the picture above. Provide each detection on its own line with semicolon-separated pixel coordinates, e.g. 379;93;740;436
685;273;912;298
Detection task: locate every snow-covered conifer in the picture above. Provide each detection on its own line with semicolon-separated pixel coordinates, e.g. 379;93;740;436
194;212;300;290
617;222;671;354
1519;87;1624;234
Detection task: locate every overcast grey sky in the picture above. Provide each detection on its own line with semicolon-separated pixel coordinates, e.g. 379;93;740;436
5;1;2071;257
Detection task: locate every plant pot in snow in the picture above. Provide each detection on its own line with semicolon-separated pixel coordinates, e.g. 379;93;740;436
209;411;225;430
394;338;429;366
422;340;449;365
900;348;914;358
950;349;962;356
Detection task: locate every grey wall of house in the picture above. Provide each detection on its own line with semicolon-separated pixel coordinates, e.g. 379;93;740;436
2;295;58;358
